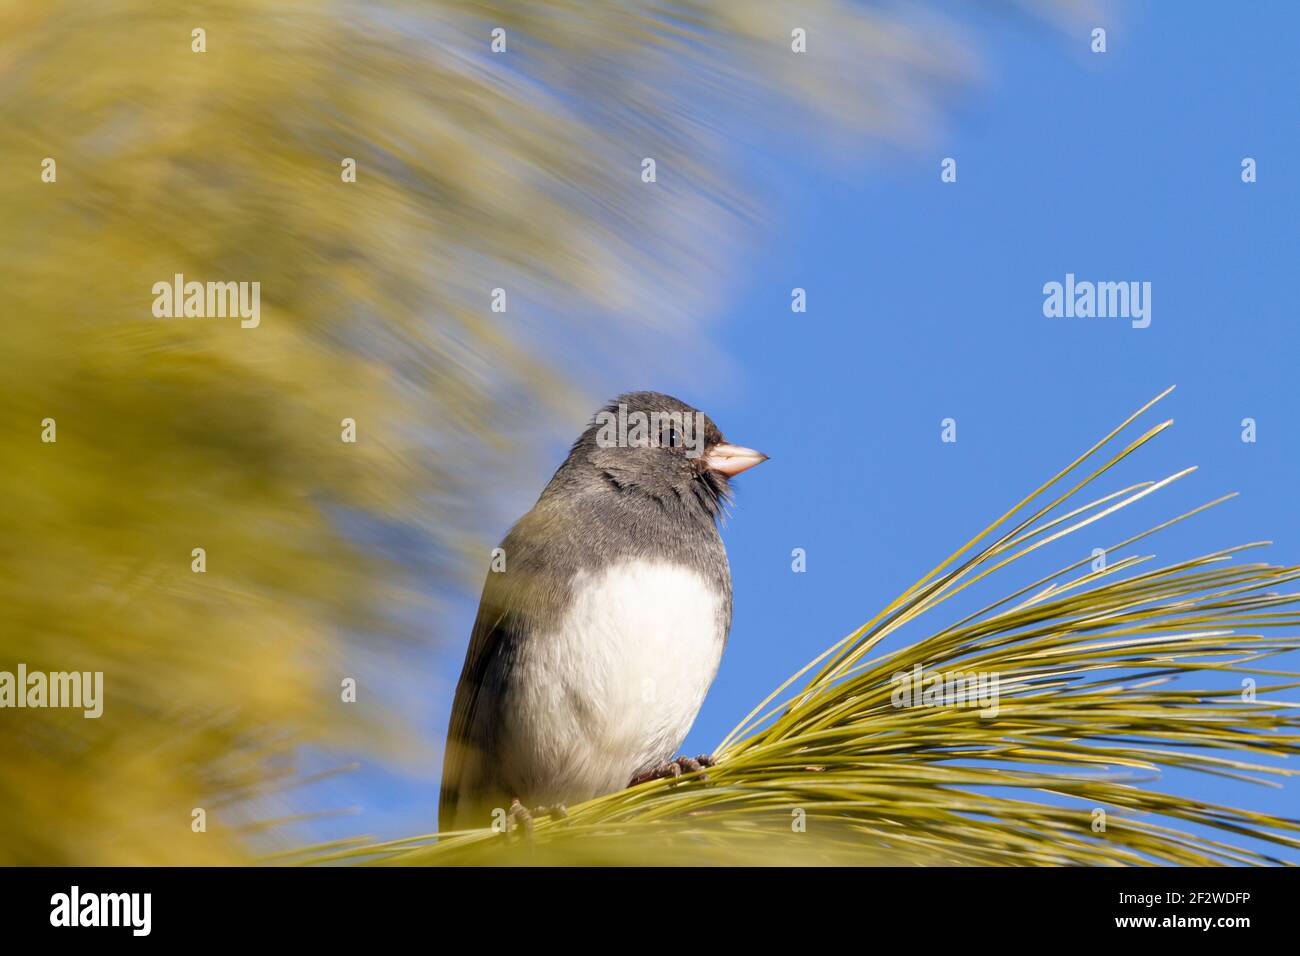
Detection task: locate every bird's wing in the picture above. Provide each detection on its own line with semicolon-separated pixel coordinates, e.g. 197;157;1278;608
438;573;513;832
438;498;574;830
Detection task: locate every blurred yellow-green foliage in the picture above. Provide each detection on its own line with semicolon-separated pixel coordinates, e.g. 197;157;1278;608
0;1;1074;864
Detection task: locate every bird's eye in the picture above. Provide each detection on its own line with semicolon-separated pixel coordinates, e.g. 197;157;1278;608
666;426;681;448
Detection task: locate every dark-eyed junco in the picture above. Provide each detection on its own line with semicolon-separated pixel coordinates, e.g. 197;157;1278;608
439;391;766;831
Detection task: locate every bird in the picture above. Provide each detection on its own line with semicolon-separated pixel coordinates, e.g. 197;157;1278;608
439;391;767;832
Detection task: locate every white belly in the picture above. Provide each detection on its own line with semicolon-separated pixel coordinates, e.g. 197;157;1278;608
501;558;726;805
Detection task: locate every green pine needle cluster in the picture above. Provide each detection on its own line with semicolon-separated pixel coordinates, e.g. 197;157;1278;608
294;389;1300;866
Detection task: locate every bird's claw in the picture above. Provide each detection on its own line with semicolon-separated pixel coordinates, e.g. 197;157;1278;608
504;798;567;838
628;753;716;787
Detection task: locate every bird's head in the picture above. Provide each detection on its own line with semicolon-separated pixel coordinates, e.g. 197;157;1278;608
566;391;767;519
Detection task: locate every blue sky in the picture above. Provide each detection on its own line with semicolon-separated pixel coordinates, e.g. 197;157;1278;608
310;2;1300;858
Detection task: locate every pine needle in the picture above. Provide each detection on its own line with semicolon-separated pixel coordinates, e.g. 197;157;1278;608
303;388;1300;866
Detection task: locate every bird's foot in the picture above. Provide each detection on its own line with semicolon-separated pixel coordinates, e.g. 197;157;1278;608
628;754;716;787
505;798;567;838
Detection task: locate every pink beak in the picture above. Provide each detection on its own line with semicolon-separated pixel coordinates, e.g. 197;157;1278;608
704;443;769;477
